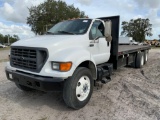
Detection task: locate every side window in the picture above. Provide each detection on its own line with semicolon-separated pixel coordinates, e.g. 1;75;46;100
89;20;104;40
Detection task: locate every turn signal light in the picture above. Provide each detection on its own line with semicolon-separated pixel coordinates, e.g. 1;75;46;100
60;62;72;71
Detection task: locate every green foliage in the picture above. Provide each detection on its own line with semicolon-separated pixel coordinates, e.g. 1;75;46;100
27;0;87;35
121;18;152;42
0;34;19;45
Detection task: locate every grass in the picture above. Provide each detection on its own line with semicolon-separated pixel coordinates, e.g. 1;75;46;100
0;47;10;51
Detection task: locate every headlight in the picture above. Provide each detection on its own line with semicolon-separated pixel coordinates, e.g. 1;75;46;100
51;62;72;72
52;62;60;70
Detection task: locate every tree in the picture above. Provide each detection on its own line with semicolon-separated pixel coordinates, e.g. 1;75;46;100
13;35;20;41
121;18;152;42
0;33;19;44
27;0;87;35
0;33;4;44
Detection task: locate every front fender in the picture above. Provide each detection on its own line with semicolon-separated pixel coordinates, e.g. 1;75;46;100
49;47;96;76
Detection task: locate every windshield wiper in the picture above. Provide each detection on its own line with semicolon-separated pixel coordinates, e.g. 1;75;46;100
46;31;55;35
57;31;75;35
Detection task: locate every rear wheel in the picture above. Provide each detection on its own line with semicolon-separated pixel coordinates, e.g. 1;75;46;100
15;83;34;91
135;52;144;68
63;67;93;109
144;50;148;64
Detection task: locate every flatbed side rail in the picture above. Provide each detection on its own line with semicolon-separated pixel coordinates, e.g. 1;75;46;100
118;45;151;56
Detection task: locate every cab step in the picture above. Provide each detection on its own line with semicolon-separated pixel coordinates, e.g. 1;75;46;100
101;77;111;84
97;63;113;84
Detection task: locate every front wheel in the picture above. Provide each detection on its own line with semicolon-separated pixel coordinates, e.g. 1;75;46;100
63;67;93;109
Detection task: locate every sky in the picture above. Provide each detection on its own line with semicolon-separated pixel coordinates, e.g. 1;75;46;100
0;0;160;40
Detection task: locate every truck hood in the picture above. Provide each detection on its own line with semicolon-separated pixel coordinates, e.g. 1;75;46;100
12;35;85;48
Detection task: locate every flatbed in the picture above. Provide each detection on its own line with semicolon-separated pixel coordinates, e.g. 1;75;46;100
118;45;151;56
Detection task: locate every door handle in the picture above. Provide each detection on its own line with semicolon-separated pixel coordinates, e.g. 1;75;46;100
89;44;94;47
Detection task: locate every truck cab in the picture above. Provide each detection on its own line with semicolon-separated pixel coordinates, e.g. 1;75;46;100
46;18;111;65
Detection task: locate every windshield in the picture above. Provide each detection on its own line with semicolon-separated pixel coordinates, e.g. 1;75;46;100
47;19;92;35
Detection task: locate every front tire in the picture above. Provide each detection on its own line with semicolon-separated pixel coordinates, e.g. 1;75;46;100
63;67;93;109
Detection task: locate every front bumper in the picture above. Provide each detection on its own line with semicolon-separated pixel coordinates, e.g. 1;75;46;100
5;67;64;91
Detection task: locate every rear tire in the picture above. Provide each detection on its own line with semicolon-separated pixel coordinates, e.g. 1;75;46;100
144;50;148;64
63;67;93;109
135;52;144;68
15;83;34;91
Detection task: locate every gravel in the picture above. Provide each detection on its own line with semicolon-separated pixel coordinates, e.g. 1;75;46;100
0;49;10;61
0;49;160;120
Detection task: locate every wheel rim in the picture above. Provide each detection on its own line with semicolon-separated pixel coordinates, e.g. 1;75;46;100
141;55;144;66
76;76;90;101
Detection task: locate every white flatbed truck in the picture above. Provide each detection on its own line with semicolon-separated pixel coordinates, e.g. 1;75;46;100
5;16;150;109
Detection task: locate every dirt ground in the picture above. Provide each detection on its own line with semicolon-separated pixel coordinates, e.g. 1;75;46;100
0;49;10;62
0;49;160;120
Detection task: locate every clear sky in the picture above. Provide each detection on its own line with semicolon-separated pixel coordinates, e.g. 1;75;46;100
0;0;160;40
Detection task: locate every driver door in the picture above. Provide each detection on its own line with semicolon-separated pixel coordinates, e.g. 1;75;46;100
88;20;111;65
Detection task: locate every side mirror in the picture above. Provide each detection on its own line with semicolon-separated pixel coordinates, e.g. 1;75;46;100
104;20;112;42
